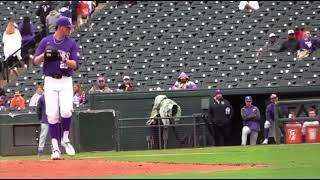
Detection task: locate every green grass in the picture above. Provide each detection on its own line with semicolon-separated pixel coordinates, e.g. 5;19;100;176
1;143;320;178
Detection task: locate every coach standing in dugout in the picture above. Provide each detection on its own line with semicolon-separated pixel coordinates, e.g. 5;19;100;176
33;16;80;160
207;89;234;146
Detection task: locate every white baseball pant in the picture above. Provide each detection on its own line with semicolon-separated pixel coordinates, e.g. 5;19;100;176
44;76;74;124
241;126;258;145
38;123;49;151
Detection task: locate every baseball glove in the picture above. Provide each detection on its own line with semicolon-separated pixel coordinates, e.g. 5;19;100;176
44;46;62;61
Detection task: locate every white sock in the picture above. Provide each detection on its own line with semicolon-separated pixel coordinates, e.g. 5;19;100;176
51;138;60;151
63;131;70;143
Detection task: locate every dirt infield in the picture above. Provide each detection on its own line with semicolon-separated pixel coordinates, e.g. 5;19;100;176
0;159;269;178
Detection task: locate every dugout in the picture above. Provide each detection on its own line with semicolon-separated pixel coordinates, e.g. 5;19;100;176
89;86;320;150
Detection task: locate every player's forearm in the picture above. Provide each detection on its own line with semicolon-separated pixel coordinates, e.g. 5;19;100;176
34;53;45;65
64;59;78;70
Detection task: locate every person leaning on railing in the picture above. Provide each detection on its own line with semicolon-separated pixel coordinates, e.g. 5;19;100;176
2;18;22;69
18;16;35;67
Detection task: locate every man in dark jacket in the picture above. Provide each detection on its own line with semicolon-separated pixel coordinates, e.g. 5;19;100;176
271;29;300;53
208;89;234;146
35;1;54;37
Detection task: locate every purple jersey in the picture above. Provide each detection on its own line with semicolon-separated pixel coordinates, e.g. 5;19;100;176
34;35;80;77
241;105;261;132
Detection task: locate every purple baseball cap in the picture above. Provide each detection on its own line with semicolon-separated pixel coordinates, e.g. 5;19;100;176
215;89;222;96
245;96;252;101
55;16;75;28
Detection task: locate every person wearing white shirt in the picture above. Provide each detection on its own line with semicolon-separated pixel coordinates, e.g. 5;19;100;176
29;85;44;107
239;1;260;11
2;19;22;80
2;19;22;62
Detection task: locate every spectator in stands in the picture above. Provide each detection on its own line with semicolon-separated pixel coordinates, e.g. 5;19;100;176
36;1;54;37
241;96;261;146
29;85;44;107
46;8;61;35
297;31;320;60
257;33;281;56
294;27;305;40
84;1;96;17
0;95;9;111
0;87;5;97
262;94;288;144
172;72;197;90
10;90;26;110
69;1;80;28
271;30;300;53
118;76;134;92
76;1;90;26
18;16;35;67
73;82;87;107
2;18;23;68
207;89;234;146
89;76;113;94
0;88;8;111
301;107;319;136
59;2;72;20
238;1;260;11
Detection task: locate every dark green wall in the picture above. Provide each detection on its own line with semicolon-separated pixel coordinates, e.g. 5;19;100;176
0;110;116;156
89;86;320;146
2;86;320;155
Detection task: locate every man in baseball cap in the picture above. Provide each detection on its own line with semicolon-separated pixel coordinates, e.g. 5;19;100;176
269;33;276;38
118;75;134;92
241;96;261;146
263;93;288;144
207;89;234;146
258;33;280;54
89;76;113;93
271;29;299;53
55;16;75;29
287;29;295;35
33;9;80;160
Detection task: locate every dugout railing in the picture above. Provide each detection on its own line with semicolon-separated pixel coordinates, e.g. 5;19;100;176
274;99;320;144
115;114;208;151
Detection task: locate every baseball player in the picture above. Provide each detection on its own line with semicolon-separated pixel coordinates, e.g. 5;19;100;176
33;16;80;160
263;94;288;144
240;96;261;146
36;93;51;156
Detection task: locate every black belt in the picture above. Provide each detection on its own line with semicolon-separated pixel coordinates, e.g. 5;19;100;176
51;74;63;79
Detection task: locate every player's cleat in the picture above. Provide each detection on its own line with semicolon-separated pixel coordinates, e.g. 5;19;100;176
51;150;61;160
262;138;268;145
61;141;75;156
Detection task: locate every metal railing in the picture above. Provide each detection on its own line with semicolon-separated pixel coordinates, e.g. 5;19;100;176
116;114;207;151
274;99;320;144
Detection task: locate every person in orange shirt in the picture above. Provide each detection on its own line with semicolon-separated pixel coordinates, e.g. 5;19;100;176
10;90;26;109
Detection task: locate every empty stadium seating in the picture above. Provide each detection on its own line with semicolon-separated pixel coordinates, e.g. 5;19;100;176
3;1;320;103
